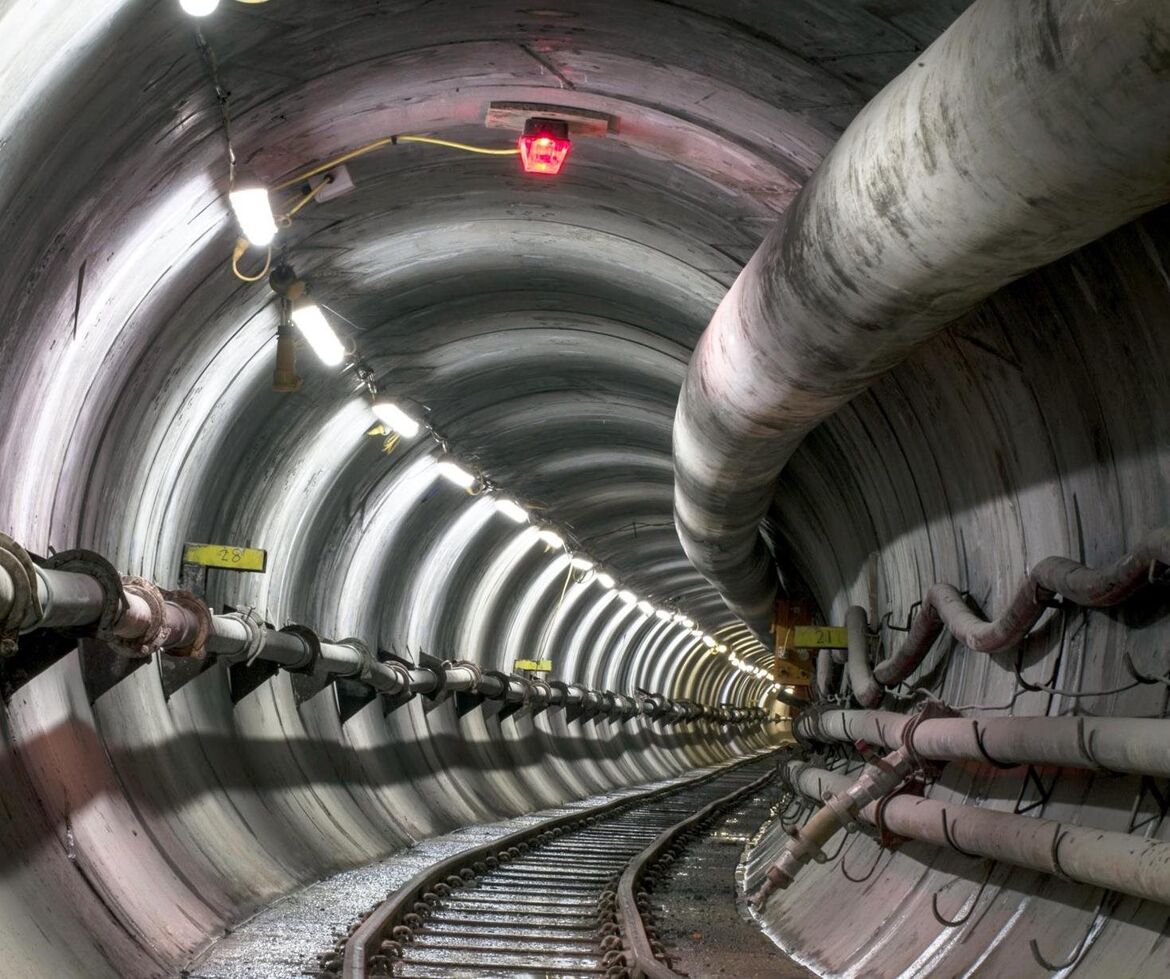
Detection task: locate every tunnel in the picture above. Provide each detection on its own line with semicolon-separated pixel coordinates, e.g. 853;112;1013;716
1;0;1169;976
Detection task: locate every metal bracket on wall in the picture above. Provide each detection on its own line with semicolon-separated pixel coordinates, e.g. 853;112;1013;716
80;638;152;703
334;676;377;724
1128;775;1170;835
378;647;417;715
1013;765;1059;816
417;651;448;713
229;657;281;704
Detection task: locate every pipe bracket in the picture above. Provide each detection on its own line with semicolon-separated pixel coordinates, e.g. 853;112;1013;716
0;533;43;655
40;548;126;643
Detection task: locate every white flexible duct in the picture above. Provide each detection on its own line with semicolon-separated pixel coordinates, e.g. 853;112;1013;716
673;0;1170;635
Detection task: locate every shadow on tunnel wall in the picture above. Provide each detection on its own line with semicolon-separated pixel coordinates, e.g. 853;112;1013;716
0;648;768;979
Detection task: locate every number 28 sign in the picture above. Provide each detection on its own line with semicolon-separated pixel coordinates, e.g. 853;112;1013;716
183;543;268;573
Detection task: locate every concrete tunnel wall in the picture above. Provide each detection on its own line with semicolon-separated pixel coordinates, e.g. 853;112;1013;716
0;0;1167;977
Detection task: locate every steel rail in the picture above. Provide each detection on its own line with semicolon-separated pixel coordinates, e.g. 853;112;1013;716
616;766;778;978
340;752;777;978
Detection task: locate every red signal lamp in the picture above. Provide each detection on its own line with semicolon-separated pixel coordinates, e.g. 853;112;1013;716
518;117;572;175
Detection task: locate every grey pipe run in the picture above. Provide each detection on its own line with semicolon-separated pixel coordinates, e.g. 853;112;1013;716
797;708;1170;780
0;546;764;728
671;0;1170;638
784;761;1170;908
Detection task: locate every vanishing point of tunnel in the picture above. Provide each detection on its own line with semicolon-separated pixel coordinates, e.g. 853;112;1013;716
1;1;1169;977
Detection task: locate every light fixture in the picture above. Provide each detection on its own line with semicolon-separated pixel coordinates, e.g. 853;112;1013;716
654;608;672;621
494;498;529;523
637;600;654;615
716;643;728;652
569;555;594;572
537;528;564;549
618;590;637;605
180;0;219;16
702;635;716;648
371;400;421;438
681;617;695;628
518;117;572;175
229;169;277;246
290;299;346;367
436;456;478;490
690;628;703;638
596;571;616;589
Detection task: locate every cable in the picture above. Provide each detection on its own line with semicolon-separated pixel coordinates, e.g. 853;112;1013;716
273;133;518;191
194;27;235;181
395;135;519;156
277;177;332;223
231;241;272;282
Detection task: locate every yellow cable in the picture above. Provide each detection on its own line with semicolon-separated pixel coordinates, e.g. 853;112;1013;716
273;138;394;191
277;178;331;223
272;133;518;190
396;135;519;156
231;240;272;282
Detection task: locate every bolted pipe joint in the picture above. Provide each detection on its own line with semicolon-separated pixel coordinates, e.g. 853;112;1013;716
755;746;915;903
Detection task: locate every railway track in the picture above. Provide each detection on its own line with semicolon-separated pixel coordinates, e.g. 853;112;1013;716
332;754;779;978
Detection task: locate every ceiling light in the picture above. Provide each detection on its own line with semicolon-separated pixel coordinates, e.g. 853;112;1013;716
702;635;716;647
371;400;420;438
436;456;477;490
690;629;703;638
494;498;528;523
180;0;219;16
229;169;276;245
681;617;695;628
716;643;728;652
618;589;637;605
637;600;654;615
654;608;672;621
518;117;571;175
570;555;594;572
596;572;615;589
537;528;564;549
290;299;346;367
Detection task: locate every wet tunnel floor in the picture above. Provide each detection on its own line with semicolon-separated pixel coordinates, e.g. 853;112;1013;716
652;785;816;978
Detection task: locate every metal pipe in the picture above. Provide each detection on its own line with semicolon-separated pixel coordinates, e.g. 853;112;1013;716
845;605;881;707
787;762;1170;907
1;540;758;723
753;746;914;902
798;708;1170;779
672;0;1170;636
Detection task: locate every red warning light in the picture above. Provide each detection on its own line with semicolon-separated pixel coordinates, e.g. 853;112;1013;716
518;117;571;175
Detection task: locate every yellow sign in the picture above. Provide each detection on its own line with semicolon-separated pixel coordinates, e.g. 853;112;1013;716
515;659;553;672
788;626;849;649
183;543;268;573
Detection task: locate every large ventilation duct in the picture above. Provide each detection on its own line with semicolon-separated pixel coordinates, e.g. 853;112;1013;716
673;0;1170;634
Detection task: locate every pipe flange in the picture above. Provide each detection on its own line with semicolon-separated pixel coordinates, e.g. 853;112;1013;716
40;548;127;643
446;659;482;692
161;590;212;660
280;624;322;674
0;533;43;656
510;674;533;705
116;575;171;658
336;636;373;680
223;608;267;665
481;668;512;701
527;677;552;708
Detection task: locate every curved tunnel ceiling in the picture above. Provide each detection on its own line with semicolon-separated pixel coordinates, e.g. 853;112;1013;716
11;1;1170;978
0;0;964;695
